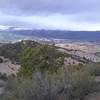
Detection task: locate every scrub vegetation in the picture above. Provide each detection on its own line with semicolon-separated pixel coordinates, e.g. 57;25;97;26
0;41;100;100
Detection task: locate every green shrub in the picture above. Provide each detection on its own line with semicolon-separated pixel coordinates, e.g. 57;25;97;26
0;58;3;63
0;73;7;81
18;44;65;77
1;65;95;100
86;63;100;76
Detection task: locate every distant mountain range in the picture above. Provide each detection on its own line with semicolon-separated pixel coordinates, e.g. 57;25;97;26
0;29;100;42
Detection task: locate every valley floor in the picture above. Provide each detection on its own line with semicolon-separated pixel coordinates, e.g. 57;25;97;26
55;41;100;63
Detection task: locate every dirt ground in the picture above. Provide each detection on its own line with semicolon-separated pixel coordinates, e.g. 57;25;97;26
0;56;20;75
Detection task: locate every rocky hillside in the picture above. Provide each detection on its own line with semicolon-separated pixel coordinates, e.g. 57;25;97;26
0;40;93;66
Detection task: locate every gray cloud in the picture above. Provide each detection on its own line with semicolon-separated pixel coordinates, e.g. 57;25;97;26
0;0;100;30
0;0;100;15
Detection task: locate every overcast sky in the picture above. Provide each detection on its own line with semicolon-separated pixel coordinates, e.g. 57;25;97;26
0;0;100;30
